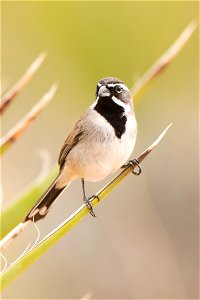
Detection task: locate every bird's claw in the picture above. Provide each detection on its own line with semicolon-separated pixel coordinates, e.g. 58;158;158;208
84;196;98;217
123;159;142;176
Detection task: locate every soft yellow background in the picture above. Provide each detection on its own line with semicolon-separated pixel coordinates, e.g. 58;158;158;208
1;1;199;299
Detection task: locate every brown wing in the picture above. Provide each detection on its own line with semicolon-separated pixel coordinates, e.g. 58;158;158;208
58;115;85;169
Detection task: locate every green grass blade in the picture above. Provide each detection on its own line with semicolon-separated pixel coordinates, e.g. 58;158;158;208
0;166;58;239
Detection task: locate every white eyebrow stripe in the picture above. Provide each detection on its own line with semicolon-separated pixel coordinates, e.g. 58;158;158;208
107;83;129;91
97;82;129;91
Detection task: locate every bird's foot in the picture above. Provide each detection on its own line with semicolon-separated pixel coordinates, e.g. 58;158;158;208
83;195;99;217
122;159;142;176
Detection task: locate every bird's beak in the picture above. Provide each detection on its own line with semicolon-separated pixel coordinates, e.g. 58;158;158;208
98;85;110;97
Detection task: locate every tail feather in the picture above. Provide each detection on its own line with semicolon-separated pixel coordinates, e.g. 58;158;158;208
23;178;66;223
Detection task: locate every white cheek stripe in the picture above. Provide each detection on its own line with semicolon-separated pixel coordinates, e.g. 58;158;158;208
111;96;131;113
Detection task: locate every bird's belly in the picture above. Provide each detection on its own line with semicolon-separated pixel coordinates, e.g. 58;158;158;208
69;132;136;182
83;146;132;181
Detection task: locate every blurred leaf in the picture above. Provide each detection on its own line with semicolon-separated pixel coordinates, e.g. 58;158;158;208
131;21;197;99
0;52;46;114
0;166;58;239
0;84;58;155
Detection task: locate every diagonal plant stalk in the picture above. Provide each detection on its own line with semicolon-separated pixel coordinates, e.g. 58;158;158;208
131;21;197;99
0;52;46;114
0;21;196;241
0;124;171;290
0;83;58;155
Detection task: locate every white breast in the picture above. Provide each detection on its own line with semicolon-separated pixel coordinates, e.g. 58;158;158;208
66;111;137;182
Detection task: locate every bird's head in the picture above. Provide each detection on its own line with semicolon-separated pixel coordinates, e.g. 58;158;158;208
96;77;133;107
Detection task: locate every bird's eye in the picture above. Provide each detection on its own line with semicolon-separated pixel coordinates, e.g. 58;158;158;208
115;85;123;94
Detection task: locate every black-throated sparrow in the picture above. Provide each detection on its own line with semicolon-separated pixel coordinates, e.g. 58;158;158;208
24;77;138;222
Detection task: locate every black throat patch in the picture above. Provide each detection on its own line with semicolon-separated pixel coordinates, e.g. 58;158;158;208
94;97;127;138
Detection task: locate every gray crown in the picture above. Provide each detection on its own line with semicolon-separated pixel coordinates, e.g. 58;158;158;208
98;77;124;86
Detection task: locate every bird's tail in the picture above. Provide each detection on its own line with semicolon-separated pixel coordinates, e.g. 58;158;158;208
0;177;68;250
23;177;68;223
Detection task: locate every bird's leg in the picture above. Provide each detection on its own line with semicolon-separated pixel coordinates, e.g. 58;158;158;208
121;159;142;176
81;178;96;217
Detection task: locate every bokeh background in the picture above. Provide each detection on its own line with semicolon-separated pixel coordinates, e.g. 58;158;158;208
1;1;199;299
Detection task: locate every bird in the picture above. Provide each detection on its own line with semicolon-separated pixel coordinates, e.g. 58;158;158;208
23;77;139;222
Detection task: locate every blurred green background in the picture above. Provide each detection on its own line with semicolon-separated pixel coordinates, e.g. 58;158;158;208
1;1;199;299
